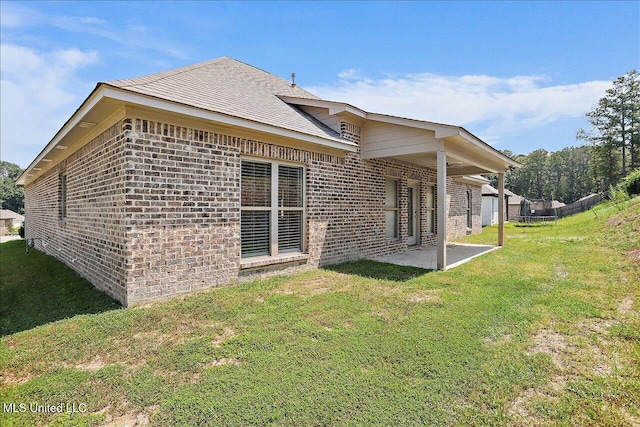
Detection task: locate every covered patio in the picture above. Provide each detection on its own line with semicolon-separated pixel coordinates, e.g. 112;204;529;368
372;243;500;271
281;97;521;270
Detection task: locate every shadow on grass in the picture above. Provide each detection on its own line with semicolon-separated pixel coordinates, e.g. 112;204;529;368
513;222;556;228
0;240;121;336
324;259;432;282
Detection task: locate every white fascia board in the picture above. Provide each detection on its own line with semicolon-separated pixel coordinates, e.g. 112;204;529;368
279;96;367;119
282;95;521;169
455;175;490;186
17;86;106;185
106;88;357;152
456;128;521;169
365;112;520;170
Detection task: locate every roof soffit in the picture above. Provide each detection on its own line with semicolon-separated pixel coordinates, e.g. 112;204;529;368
18;85;357;186
282;96;520;172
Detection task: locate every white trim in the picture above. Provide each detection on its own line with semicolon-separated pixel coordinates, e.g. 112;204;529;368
384;177;399;240
407;180;420;246
454;175;490;186
18;86;357;185
102;87;356;151
282;95;520;171
240;157;307;259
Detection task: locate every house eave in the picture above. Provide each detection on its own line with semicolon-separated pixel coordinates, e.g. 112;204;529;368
18;86;357;186
455;175;490;186
281;95;521;174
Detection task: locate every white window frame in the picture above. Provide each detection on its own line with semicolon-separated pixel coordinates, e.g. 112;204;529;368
466;190;472;229
385;177;399;240
240;157;306;258
426;184;435;234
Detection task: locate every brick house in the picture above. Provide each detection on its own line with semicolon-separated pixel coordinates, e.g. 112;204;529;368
0;209;24;236
17;57;519;306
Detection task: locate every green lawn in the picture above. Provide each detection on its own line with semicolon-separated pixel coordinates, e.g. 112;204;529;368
1;199;638;426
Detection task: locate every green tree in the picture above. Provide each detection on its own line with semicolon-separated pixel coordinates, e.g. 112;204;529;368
0;161;25;214
580;70;640;186
489;146;597;204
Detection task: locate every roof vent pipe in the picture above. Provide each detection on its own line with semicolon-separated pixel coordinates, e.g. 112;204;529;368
291;73;296;88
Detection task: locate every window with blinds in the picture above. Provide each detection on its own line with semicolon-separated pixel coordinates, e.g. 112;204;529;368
241;159;304;258
426;185;435;234
278;166;303;253
385;178;398;239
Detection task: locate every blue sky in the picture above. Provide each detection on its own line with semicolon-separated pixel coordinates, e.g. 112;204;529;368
1;1;638;168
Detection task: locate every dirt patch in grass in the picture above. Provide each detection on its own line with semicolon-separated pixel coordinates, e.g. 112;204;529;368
205;357;242;367
371;309;391;320
483;333;512;346
74;355;108;372
1;370;34;385
529;329;568;369
272;271;354;297
618;296;635;314
619;407;640;427
509;316;621;421
132;330;182;346
625;248;640;265
102;411;150;427
554;263;568;279
408;292;443;303
212;326;235;347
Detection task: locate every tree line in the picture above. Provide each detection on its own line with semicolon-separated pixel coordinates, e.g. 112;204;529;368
490;70;639;204
0;161;25;214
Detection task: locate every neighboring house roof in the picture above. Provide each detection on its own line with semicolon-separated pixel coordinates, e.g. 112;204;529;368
504;188;524;205
482;184;499;196
482;186;527;205
0;210;24;221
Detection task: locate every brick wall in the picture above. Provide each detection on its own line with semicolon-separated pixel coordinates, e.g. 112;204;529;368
124;119;242;303
446;180;483;240
25;115;484;306
24;120;129;303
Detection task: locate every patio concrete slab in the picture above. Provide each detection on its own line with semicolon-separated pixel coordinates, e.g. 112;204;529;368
372;243;500;270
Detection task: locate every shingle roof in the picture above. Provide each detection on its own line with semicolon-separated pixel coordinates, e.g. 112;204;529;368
0;210;24;221
482;184;499;195
106;57;343;142
504;188;524;205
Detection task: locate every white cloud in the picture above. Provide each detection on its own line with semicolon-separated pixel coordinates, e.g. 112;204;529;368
0;44;99;167
0;3;187;60
308;72;611;146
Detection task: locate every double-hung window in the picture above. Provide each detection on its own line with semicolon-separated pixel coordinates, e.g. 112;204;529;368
241;159;304;258
385;178;398;239
426;185;435;233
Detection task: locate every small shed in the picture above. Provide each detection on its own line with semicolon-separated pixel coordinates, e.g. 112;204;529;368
481;184;501;226
482;184;520;227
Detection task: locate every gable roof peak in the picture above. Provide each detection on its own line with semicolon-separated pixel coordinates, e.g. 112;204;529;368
102;57;342;144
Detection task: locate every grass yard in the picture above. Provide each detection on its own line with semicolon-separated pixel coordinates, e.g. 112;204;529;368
0;199;639;426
